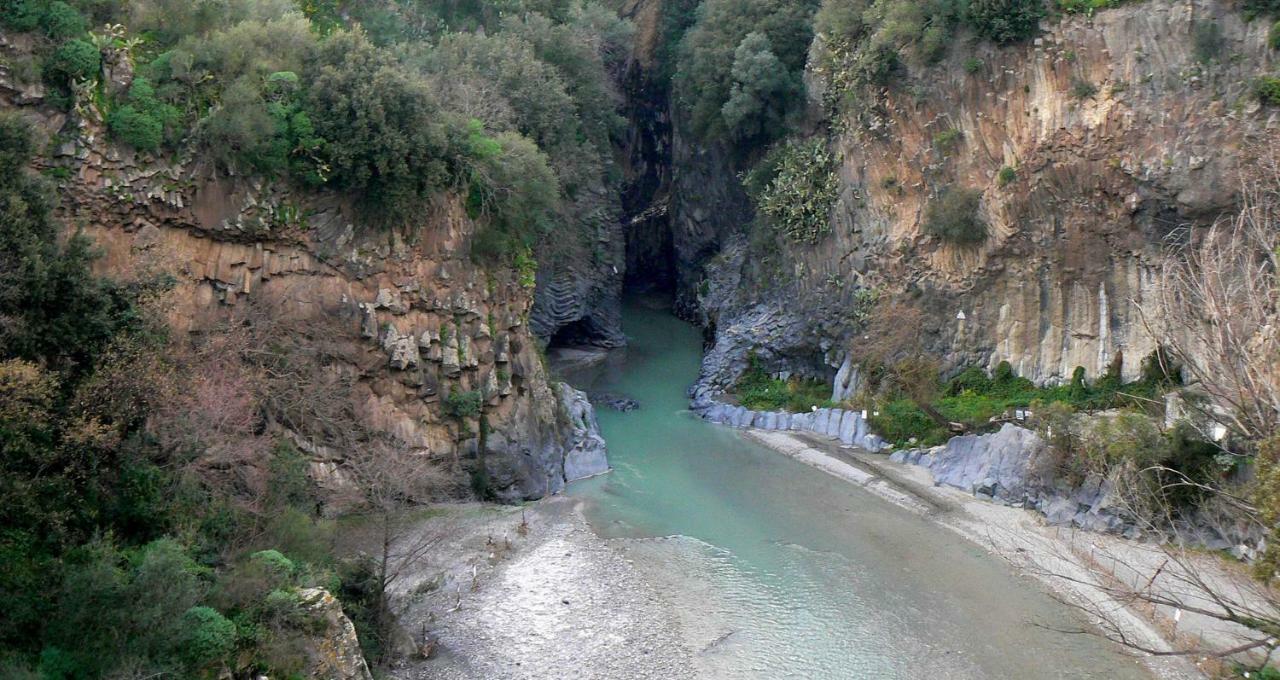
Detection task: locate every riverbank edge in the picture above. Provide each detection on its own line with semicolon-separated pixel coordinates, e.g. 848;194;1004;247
741;428;1209;680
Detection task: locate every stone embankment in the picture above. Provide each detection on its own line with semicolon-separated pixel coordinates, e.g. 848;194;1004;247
692;397;889;452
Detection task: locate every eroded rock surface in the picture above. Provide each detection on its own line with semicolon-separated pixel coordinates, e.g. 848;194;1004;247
296;588;375;680
1;77;606;501
683;0;1274;398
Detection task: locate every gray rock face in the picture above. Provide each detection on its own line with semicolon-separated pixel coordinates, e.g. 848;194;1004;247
694;400;888;452
296;588;374;680
557;383;610;482
893;424;1136;535
923;424;1049;505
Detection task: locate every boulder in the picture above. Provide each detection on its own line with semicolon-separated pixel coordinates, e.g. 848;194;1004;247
923;423;1048;505
296;588;374;680
557;383;610;481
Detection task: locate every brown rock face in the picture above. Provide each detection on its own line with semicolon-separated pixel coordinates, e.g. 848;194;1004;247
698;0;1274;387
22;103;598;500
295;587;375;680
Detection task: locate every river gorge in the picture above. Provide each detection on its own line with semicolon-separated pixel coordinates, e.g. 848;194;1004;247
2;0;1274;676
555;299;1150;679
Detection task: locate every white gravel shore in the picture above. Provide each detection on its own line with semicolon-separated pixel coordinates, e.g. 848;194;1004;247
390;497;696;680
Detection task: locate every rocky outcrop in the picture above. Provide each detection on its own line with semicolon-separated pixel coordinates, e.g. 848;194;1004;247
557;383;611;481
892;424;1133;534
296;588;375;680
684;0;1275;403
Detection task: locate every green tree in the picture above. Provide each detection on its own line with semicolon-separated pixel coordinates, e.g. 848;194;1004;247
44;38;100;84
0;113;132;377
40;1;87;39
721;32;802;141
965;0;1043;44
304;31;452;224
674;0;819;142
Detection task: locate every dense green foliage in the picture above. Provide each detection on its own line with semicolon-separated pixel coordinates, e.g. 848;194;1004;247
1256;76;1280;106
3;0;629;264
1056;0;1127;14
965;0;1043;44
870;355;1180;447
673;0;819;143
0;113;134;379
744;137;840;244
924;187;987;245
0;102;389;680
732;353;834;412
443;389;484;419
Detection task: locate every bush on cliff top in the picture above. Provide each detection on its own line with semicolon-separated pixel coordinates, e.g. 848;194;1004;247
673;0;818;144
966;0;1043;44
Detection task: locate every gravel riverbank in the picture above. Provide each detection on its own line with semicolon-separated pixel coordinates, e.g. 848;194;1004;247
389;497;695;680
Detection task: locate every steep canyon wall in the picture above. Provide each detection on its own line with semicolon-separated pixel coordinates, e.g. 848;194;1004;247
676;0;1275;394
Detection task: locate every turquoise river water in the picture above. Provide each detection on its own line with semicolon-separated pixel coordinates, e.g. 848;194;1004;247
563;299;1148;679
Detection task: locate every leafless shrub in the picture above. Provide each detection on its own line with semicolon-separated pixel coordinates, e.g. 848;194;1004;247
1147;139;1280;444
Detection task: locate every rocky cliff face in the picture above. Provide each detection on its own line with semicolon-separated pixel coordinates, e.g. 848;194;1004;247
683;0;1274;394
2;60;607;501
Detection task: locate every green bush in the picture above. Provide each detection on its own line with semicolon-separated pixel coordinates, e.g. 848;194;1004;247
997;166;1016;187
45;38;100;84
731;354;833;413
871;353;1177;446
305;31;452;225
40;1;86;39
462;121;560;260
870;399;949;447
1057;0;1125;14
1070;79;1097;99
443;390;484;419
1270;20;1280;50
963;56;983;73
180;606;236;669
924;187;987;245
0;0;43;31
673;0;818;143
1193;21;1221;64
108;105;164;151
250;549;296;578
933;128;962;154
744;137;839;244
720;31;803;142
1255;76;1280;105
945;366;992;395
1245;0;1280;19
966;0;1043;44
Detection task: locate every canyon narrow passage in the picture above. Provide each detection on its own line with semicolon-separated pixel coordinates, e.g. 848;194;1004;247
557;298;1149;679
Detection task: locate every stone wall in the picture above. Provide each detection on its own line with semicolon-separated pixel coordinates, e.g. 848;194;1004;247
693;396;888;452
